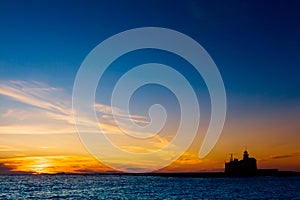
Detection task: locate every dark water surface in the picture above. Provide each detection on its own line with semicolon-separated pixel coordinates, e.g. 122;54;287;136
0;175;299;199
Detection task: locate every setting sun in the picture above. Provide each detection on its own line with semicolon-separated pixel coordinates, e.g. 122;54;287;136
29;157;53;174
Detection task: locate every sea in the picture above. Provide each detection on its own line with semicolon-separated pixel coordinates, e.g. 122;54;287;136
0;175;300;199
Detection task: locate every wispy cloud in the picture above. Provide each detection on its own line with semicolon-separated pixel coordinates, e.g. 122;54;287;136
0;80;151;135
259;153;300;161
95;103;149;126
0;80;70;115
0;81;74;135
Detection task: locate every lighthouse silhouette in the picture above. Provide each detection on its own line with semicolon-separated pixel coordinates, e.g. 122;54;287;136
225;150;257;176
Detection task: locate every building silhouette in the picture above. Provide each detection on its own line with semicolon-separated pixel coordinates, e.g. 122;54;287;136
225;150;258;176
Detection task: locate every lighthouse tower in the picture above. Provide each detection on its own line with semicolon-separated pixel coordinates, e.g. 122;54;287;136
243;150;249;160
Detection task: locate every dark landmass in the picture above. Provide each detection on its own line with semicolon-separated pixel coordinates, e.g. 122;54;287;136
2;171;300;177
117;171;300;177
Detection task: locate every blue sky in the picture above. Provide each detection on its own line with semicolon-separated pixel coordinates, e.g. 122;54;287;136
1;0;299;98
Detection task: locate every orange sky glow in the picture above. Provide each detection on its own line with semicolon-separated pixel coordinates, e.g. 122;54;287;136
0;81;299;174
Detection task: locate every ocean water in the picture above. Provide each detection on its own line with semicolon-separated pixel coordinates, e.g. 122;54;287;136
0;175;299;199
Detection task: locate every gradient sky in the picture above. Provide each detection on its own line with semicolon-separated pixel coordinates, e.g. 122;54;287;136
0;0;300;173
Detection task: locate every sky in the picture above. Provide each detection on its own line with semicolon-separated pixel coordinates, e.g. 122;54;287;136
0;0;300;174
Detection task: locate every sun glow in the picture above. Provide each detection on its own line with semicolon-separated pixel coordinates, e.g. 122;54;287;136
1;155;111;174
30;157;53;174
10;157;56;174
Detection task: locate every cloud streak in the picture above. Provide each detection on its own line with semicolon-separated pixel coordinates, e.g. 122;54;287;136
0;80;151;135
0;81;74;135
0;80;70;115
259;153;300;162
